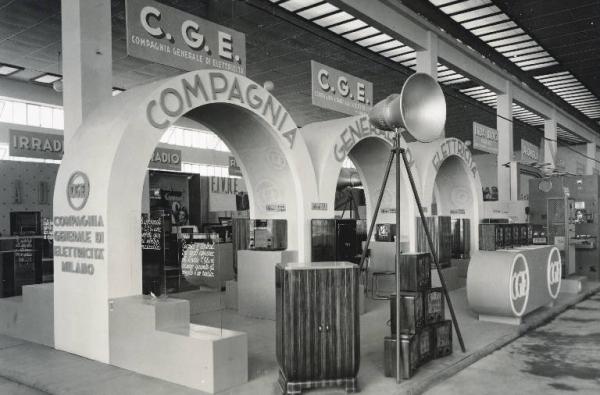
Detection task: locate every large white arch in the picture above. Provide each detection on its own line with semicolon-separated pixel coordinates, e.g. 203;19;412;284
52;69;318;362
409;137;484;252
300;114;420;250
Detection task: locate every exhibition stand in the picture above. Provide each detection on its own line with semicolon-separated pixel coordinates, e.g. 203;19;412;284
467;245;561;325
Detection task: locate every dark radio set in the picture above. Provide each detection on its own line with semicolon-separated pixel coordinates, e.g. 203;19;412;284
384;252;453;379
248;219;287;250
479;222;534;251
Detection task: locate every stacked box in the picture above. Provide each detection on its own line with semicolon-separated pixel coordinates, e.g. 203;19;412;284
384;253;452;380
390;292;424;335
432;320;453;358
416;216;452;267
399;252;431;292
424;287;445;324
480;223;536;251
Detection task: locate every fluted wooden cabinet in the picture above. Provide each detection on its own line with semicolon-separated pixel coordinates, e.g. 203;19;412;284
276;262;360;394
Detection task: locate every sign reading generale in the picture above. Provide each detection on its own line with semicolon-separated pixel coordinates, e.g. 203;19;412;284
145;71;297;148
126;0;246;74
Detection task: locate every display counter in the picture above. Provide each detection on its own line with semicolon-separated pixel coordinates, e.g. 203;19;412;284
237;249;297;320
467;245;561;325
180;236;234;290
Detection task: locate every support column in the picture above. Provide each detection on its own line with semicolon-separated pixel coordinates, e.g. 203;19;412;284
416;31;438;79
61;0;112;152
586;142;596;175
544;108;558;173
497;82;513;201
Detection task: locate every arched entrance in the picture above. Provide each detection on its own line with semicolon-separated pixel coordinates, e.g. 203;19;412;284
300;114;420;254
411;137;483;253
52;69;317;362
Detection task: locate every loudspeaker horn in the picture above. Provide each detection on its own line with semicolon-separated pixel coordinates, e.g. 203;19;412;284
368;73;446;142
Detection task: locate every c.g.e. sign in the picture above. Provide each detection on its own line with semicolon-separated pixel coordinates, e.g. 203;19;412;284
311;60;373;116
126;0;246;74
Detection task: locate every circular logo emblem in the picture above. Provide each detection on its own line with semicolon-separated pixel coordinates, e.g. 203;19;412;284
67;171;90;211
509;254;529;317
547;247;562;299
538;179;552;193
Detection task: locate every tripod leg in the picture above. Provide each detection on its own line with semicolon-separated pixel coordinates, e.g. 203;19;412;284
357;148;396;272
400;150;467;353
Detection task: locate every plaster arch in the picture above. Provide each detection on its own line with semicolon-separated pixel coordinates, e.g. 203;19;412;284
409;137;484;252
52;69;318;362
300;114;420;251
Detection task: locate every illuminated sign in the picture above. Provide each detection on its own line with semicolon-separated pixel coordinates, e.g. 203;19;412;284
311;60;373;115
126;0;246;74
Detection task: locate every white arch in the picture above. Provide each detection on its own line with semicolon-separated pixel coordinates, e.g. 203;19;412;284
52;69;318;362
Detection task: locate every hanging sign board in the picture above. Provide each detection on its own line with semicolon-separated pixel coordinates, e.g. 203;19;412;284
311;60;373;115
9;129;63;160
148;147;181;171
520;139;539;162
472;122;498;154
228;156;242;177
126;0;246;75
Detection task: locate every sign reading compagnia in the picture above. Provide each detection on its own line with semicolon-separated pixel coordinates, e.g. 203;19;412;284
126;0;246;74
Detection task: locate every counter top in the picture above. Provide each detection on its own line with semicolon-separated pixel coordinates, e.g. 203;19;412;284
278;261;356;270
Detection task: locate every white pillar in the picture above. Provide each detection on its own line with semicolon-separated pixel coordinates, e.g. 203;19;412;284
416;31;438;79
586;142;596;175
61;0;112;152
544;108;558;172
497;82;513;201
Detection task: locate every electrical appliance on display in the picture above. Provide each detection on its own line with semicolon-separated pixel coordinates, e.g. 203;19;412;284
311;219;359;262
359;72;465;384
248;219;287;250
375;223;397;242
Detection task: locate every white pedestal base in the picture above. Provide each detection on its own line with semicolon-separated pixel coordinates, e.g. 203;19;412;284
109;296;247;393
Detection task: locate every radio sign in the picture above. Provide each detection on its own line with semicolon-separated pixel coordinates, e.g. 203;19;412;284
149;147;181;171
126;0;246;74
311;60;373;115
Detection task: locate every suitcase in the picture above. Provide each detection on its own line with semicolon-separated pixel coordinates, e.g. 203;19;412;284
390;292;425;335
424;287;445;324
399;252;431;292
432;320;453;359
384;335;419;379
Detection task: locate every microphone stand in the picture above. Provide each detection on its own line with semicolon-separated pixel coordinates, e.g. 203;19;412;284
357;128;466;383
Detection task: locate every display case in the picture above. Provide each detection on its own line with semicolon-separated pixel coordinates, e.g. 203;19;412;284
249;219;287;251
311;219;359;262
276;262;359;394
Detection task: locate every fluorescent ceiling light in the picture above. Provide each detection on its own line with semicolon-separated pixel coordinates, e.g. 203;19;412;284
0;64;23;76
32;73;62;84
280;0;321;12
297;3;338;19
112;88;125;96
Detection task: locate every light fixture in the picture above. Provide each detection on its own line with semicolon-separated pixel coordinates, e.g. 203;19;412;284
0;64;23;76
32;73;62;84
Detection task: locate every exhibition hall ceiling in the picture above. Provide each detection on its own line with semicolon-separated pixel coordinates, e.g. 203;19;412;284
401;0;600;127
0;0;595;143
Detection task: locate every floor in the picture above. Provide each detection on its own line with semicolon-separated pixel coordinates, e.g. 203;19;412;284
0;284;597;395
425;293;600;395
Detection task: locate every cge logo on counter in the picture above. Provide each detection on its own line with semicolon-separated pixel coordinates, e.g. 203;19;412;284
509;255;529;316
547;247;561;299
67;171;90;211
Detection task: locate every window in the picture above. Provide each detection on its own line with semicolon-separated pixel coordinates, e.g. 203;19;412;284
0;97;64;130
182;162;235;178
160;126;230;152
